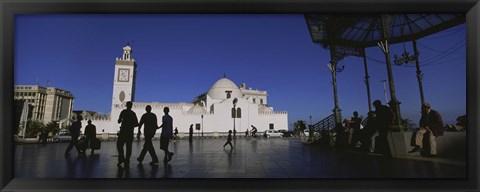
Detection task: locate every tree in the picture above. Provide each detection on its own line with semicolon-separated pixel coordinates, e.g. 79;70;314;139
293;120;307;136
456;115;466;128
45;121;60;135
25;121;45;138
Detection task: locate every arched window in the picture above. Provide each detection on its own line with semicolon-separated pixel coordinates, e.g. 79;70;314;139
210;104;214;114
236;108;241;118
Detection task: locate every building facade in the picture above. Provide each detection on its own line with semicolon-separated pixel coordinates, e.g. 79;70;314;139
14;85;74;124
82;45;288;135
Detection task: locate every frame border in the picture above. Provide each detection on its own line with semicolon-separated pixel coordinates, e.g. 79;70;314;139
1;0;478;191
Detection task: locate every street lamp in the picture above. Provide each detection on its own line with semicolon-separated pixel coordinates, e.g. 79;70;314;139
201;114;204;138
232;98;238;138
327;61;344;126
380;80;389;104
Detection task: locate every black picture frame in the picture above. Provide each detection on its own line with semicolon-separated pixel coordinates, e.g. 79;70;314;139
1;0;478;191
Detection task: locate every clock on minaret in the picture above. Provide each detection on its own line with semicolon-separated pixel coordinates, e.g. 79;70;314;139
118;68;130;82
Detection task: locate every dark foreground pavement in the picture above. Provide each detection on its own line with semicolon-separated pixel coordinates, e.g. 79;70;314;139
14;137;466;178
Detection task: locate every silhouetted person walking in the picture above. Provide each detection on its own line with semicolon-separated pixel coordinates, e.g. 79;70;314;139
189;124;193;142
84;119;97;155
223;130;233;150
65;115;84;156
372;100;393;156
117;101;139;167
159;107;174;164
137;105;159;166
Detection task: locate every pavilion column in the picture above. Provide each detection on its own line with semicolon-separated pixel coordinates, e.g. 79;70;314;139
362;49;373;112
379;14;403;132
328;46;342;126
412;40;426;105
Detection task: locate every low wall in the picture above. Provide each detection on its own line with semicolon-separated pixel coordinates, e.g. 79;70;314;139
402;131;466;160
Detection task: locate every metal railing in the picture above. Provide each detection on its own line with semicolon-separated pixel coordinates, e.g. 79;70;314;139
312;114;335;132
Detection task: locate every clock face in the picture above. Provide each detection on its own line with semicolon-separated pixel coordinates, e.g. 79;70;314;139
118;69;130;82
119;91;125;102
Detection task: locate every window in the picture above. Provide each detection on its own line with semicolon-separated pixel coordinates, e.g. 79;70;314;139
269;123;274;130
260;99;264;104
236;108;241;118
195;123;201;130
253;98;256;103
225;91;232;99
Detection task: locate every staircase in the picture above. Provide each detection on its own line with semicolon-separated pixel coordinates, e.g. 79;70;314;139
312;114;335;132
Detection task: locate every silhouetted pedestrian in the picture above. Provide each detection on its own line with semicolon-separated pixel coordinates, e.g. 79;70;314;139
36;131;42;144
350;111;362;149
173;127;179;141
408;103;444;157
189;124;193;142
159;107;174;164
65;115;84;156
137;105;159;166
251;125;257;138
117;101;139;167
223;130;233;150
372;100;393;156
84;120;97;155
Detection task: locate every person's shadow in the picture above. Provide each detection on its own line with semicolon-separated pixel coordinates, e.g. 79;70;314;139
85;154;100;177
225;148;233;166
117;165;130;178
64;154;81;178
162;163;171;178
137;163;159;178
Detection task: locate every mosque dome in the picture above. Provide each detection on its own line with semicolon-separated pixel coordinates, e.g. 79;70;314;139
207;77;242;100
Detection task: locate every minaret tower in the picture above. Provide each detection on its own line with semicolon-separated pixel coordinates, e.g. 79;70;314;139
111;44;137;120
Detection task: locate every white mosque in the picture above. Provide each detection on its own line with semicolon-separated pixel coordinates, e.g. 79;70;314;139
77;45;288;136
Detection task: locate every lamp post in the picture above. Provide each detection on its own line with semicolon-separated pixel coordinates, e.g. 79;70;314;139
380;80;389;104
201;114;204;138
327;59;344;126
309;115;312;126
232;98;238;138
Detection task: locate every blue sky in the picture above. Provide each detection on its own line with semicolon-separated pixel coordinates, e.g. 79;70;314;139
14;14;466;128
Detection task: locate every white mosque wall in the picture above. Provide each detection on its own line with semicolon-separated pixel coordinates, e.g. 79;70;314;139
86;98;287;135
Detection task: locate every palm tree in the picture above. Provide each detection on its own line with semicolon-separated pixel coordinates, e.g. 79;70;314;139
45;121;60;135
26;121;45;138
293;120;307;137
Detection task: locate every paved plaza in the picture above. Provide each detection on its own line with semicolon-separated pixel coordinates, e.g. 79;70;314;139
14;137;466;178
